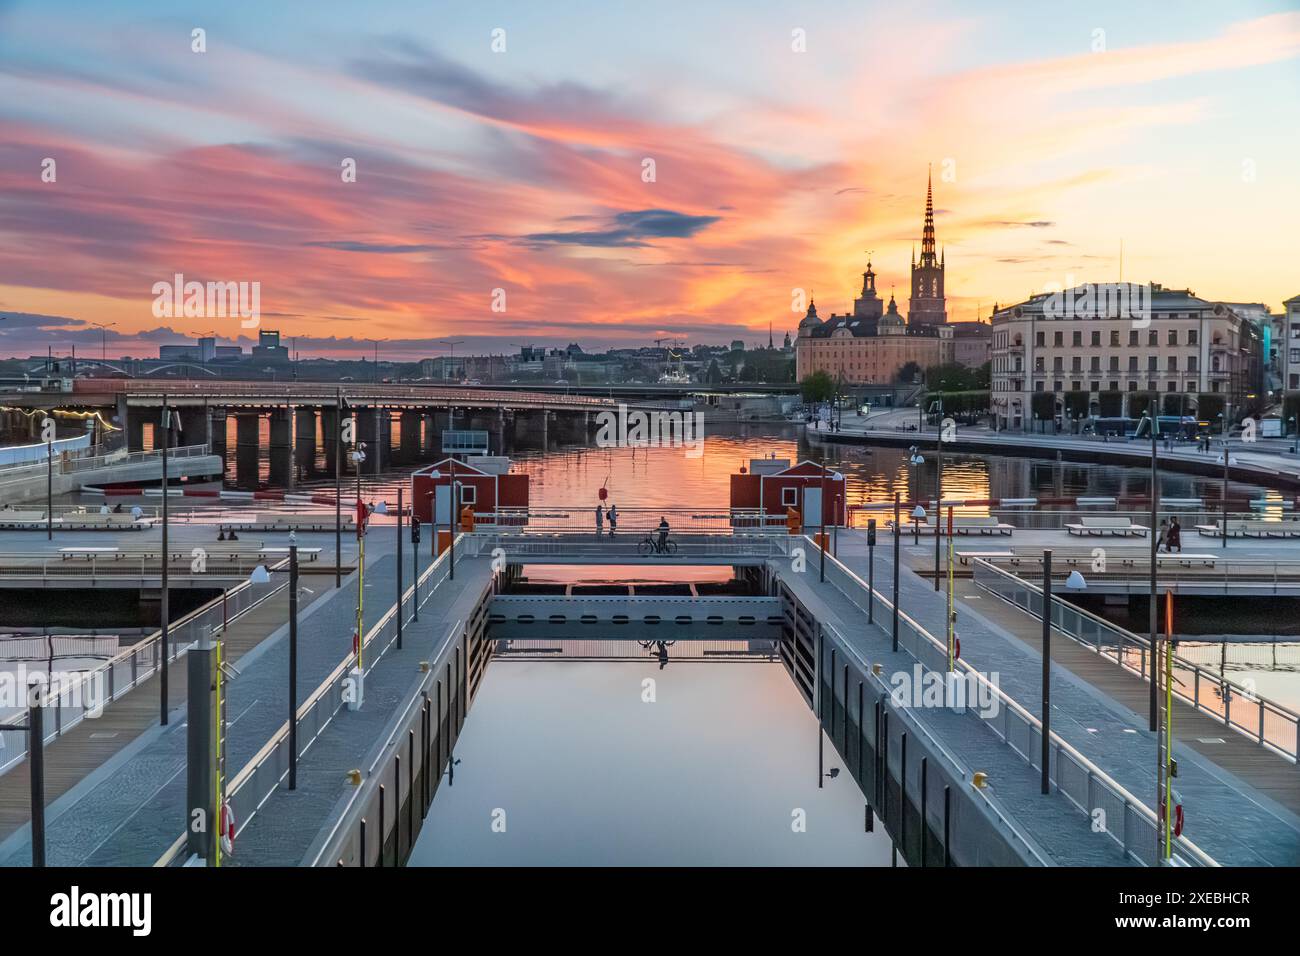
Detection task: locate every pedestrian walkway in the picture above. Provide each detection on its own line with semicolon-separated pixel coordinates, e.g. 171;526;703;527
0;548;416;867
831;530;1300;866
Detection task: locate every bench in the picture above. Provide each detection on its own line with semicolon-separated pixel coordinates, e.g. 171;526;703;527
1195;520;1300;538
0;510;46;527
261;546;322;562
59;547;123;561
1065;516;1149;537
60;513;145;530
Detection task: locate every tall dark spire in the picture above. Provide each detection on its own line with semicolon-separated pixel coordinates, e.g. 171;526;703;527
920;164;937;266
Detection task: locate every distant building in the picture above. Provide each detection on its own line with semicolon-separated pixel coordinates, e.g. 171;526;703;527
989;283;1264;431
420;354;506;381
1284;294;1300;391
949;321;992;369
252;329;289;364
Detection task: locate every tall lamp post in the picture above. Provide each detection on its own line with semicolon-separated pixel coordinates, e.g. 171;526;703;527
335;389;344;588
1143;401;1159;731
908;448;924;544
251;535;300;790
1039;554;1086;794
891;492;900;653
933;388;946;593
160;395;171;726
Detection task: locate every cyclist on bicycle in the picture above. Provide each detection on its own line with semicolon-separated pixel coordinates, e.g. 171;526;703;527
656;516;670;554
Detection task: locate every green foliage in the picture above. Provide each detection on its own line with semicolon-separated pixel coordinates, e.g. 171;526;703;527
1195;393;1224;423
1031;392;1055;421
924;362;990;391
1097;392;1124;417
800;370;835;403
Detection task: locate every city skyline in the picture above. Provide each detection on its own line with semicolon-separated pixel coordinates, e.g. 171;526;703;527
1;1;1298;359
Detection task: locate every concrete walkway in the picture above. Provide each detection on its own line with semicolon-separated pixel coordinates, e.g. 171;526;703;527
830;529;1300;866
0;542;416;867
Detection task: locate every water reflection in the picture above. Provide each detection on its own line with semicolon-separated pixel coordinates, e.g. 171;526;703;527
408;657;891;866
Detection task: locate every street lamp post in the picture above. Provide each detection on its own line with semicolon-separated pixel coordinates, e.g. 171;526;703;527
288;540;298;789
396;486;404;651
1221;438;1230;549
1146;399;1158;732
335;389;343;588
892;493;901;653
160;395;171;726
934;388;946;592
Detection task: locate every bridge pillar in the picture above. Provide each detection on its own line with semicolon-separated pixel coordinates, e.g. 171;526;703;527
399;410;422;463
209;408;227;477
355;407;385;474
269;407;293;489
125;408;147;452
177;406;210;451
321;405;339;476
235;412;261;489
185;643;216;863
376;408;390;473
295;407;316;480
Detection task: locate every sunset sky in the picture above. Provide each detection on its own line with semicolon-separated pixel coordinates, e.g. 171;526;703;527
1;0;1298;361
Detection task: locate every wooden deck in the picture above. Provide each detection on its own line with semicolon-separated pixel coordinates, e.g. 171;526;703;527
956;579;1300;815
0;590;291;843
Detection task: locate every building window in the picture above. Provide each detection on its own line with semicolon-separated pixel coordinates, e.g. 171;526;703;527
1129;356;1138;371
1090;380;1100;392
1110;331;1120;346
1188;329;1198;345
1129;330;1139;346
782;487;798;507
1148;356;1158;371
459;485;477;505
1109;356;1119;371
1167;330;1178;346
1091;331;1101;346
1188;356;1198;372
1090;357;1101;372
1035;331;1044;347
1167;356;1178;371
1072;331;1082;347
1109;381;1119;391
1148;331;1158;346
1054;331;1063;347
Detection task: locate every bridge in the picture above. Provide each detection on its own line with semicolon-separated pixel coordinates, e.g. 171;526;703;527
0;380;641;488
2;511;1295;869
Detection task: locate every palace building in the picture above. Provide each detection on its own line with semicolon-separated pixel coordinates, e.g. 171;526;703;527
795;170;988;385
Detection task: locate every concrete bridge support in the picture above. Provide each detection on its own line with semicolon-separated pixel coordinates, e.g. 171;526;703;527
235;412;261;488
125;408;146;452
355;408;386;475
557;411;590;445
295;408;317;480
209;408;227;476
177;406;210;451
269;407;293;489
399;410;422;464
513;409;549;448
321;406;339;477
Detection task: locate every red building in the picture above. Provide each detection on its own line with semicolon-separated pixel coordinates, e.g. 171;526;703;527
729;458;845;528
411;456;529;525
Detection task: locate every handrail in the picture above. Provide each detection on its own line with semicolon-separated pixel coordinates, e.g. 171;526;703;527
811;540;1219;867
970;557;1299;762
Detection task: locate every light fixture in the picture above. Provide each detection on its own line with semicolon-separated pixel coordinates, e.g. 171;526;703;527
1065;570;1087;590
912;505;927;520
249;564;271;584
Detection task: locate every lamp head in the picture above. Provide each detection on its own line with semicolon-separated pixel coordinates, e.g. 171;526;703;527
1065;570;1087;590
250;564;271;584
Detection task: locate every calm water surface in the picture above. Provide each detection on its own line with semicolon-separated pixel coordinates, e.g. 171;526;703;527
409;657;891;866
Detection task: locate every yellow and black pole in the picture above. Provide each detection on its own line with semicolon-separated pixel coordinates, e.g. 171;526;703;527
1163;589;1175;861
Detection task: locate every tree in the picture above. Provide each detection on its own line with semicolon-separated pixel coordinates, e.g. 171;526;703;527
897;361;922;384
705;359;722;384
800;370;835;403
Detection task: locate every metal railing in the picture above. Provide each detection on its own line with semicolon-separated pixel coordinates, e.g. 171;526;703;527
461;531;785;561
0;552;291;583
970;558;1299;762
474;506;788;534
0;571;286;775
967;553;1300;596
807;542;1218;866
177;536;469;865
117;381;619;409
847;506;1297;532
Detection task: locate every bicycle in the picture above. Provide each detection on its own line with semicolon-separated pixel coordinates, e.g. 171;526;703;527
637;534;677;556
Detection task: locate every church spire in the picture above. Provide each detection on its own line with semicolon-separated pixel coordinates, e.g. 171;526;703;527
920;164;937;266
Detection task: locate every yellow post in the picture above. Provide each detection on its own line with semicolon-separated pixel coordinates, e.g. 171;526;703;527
1164;589;1174;860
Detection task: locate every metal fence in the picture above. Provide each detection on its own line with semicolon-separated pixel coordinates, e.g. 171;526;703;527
971;557;1299;762
0;571;285;775
806;542;1218;866
476;506;788;534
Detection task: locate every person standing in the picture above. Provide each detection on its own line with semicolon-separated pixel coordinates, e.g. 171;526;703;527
656;516;670;554
1167;518;1182;554
607;504;618;537
1157;518;1170;553
595;503;604;537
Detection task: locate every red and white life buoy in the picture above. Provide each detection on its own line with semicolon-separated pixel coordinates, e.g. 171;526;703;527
220;801;235;855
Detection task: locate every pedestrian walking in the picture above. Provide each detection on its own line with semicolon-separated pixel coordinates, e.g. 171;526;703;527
1157;518;1170;553
1167;518;1182;554
595;502;604;537
607;503;618;537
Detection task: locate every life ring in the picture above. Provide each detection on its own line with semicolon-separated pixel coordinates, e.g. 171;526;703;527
220;801;235;855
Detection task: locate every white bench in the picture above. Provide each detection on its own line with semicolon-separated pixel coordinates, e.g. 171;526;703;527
261;546;322;562
59;547;123;561
1065;516;1149;537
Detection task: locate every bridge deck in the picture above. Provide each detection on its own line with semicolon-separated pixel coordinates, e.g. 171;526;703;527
0;547;408;867
0;591;290;844
833;530;1300;866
